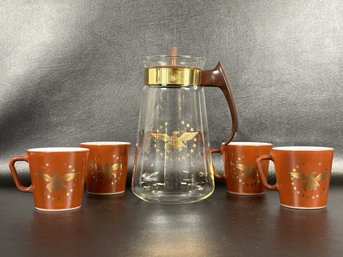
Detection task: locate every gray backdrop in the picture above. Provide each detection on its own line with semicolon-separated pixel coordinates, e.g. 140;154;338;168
1;0;342;185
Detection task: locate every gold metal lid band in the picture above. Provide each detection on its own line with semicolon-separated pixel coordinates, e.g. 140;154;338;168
145;67;201;86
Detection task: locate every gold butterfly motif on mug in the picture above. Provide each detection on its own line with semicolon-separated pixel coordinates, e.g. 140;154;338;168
37;172;78;192
290;171;328;191
151;131;198;151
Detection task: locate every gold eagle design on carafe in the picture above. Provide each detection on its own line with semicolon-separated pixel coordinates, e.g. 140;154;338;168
151;131;198;151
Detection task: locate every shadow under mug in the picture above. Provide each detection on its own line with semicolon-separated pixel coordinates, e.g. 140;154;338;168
9;147;89;211
212;142;273;195
256;146;334;209
80;142;131;195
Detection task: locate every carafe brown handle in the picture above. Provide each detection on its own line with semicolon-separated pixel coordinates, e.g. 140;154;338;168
201;62;238;145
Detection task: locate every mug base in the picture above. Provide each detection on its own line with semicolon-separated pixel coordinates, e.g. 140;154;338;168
227;191;265;196
35;205;81;212
87;191;125;195
280;204;326;210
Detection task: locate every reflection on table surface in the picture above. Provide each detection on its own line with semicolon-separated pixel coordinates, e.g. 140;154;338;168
0;186;342;257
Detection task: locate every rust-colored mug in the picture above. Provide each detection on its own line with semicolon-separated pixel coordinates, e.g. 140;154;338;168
212;142;273;195
9;147;89;211
80;142;131;195
256;146;334;209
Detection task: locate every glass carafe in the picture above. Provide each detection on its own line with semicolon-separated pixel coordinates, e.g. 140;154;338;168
132;50;238;204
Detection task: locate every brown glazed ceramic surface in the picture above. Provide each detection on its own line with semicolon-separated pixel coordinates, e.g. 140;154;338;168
9;147;89;211
213;142;272;195
256;147;334;209
80;142;131;195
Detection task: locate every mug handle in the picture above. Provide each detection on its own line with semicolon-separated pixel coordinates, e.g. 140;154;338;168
9;156;33;192
256;154;278;190
210;148;225;180
201;62;238;145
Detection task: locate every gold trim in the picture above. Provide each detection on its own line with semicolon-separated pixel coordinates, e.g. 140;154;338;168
145;67;201;86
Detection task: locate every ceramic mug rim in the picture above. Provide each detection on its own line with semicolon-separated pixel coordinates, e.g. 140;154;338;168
272;146;334;151
222;142;273;146
27;147;89;153
80;142;131;146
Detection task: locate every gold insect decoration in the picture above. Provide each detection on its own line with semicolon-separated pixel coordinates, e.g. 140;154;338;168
151;131;198;151
37;172;78;192
290;171;328;191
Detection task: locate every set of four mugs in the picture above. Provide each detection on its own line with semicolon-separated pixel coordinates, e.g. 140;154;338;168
9;141;334;211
